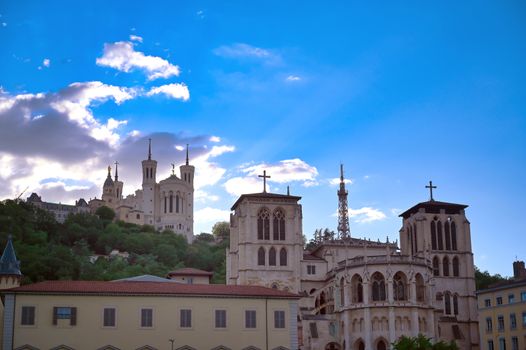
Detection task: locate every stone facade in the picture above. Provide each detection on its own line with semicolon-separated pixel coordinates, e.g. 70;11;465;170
26;193;90;223
90;142;195;242
227;187;480;349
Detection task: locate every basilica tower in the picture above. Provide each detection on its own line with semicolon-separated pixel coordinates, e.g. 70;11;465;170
141;139;157;226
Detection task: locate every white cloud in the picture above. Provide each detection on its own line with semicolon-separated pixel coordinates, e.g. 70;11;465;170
195;189;219;203
348;207;387;223
329;177;353;186
224;176;265;197
147;83;189;101
194;207;231;225
43;58;50;67
213;43;280;64
209;136;221;143
286;75;301;82
196;10;205;19
129;35;143;43
96;41;180;80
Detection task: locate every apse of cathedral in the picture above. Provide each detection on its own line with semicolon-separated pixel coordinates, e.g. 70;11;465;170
227;167;480;350
89;140;195;242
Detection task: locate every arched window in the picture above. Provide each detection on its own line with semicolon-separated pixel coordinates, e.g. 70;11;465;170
371;272;386;301
269;247;276;266
444;292;451;315
351;274;363;303
431;221;437;250
377;340;387;350
393;272;407;301
433;256;440;276
437;220;444;250
163;194;167;213
453;294;459;315
451;221;457;250
169;192;173;213
416;273;425;302
258;247;265;266
443;257;450;277
452;256;459;277
176;194;180;213
320;291;327;315
340;277;345;307
273;209;286;240
257;208;270;240
445;218;451;250
279;248;287;266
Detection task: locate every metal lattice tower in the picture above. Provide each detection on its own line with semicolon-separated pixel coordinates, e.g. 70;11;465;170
337;164;351;239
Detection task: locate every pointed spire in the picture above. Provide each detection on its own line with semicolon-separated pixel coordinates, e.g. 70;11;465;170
114;161;119;181
287;186;290;196
186;144;189;165
340;163;344;181
337;164;351;239
0;235;21;276
148;138;152;160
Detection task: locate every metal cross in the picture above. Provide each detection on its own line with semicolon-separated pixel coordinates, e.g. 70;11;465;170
426;180;437;201
171;163;175;175
258;170;271;193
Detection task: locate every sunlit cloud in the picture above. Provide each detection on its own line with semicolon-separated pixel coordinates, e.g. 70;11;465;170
147;83;189;101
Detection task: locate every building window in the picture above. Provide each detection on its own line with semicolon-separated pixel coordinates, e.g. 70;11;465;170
215;310;226;328
497;315;504;331
496;296;503;305
508;294;515;303
437;220;444;250
53;307;77;326
279;248;287;266
169;193;173;213
307;265;316;275
416;273;425;302
486;317;493;332
180;309;191;328
269;247;277;266
488;340;494;350
431;221;437;250
510;313;516;329
274;310;285;328
245;310;256;328
21;306;35;325
498;338;506;350
103;307;116;327
522;312;526;327
451;221;457;250
444;292;451;315
351;274;363;303
511;337;518;350
521;291;526;301
485;299;491;307
445;219;451;250
257;208;270;240
393;272;407;301
258;247;265;266
176;194;180;213
453;294;459;315
141;308;153;328
273;209;286;240
433;256;440;276
371;272;386;301
443;257;450;276
452;257;460;277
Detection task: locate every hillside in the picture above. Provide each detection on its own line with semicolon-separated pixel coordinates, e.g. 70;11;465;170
0;200;228;284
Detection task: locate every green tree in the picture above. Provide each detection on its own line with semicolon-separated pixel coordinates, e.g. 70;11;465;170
212;221;230;241
95;206;115;222
475;266;508;290
392;335;458;350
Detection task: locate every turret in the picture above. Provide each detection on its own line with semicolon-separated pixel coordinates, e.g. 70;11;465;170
141;138;158;225
0;235;22;289
113;161;123;200
101;165;116;205
179;144;195;188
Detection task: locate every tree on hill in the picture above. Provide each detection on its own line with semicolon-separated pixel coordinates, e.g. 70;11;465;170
212;221;229;242
95;206;115;222
475;266;508;290
392;335;458;350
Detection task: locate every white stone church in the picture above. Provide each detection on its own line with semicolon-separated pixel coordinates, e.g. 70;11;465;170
226;168;479;350
89;140;195;242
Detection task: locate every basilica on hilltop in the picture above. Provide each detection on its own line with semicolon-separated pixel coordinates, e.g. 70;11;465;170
226;167;479;350
89;140;195;242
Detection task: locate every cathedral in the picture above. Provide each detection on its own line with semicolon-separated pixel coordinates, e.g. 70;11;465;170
227;166;480;349
89;140;195;242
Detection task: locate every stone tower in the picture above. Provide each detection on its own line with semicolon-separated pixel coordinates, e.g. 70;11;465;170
141;138;157;226
399;184;479;349
179;144;195;236
227;188;304;293
101;166;116;208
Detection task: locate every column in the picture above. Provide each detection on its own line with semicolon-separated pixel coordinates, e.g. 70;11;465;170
363;281;372;348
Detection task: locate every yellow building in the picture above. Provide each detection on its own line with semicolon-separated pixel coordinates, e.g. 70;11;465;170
2;280;299;350
477;261;526;350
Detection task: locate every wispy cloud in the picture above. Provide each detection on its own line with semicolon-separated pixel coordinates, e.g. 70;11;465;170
286;75;301;82
147;83;189;101
349;207;387;223
329;177;353;186
96;41;180;80
213;43;281;64
129;35;143;43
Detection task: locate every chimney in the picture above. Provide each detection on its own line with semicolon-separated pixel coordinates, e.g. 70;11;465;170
513;260;526;279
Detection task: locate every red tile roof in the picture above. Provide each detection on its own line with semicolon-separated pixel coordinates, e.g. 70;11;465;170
6;281;299;299
167;267;213;277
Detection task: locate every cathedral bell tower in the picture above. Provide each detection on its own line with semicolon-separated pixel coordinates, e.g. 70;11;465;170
142;138;157;225
101;166;116;207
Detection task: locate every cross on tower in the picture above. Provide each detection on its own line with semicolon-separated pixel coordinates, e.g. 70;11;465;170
258;170;271;193
114;161;119;181
426;180;437;201
171;163;175;175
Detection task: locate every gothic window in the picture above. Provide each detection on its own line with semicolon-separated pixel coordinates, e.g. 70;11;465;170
257;208;270;240
443;257;450;277
377;340;387;350
351;274;363;303
269;247;276;266
416;273;425;302
437;220;444;250
371;272;386;302
453;294;459;315
445;218;452;250
451;221;457;250
433;256;440;276
273;209;286;240
176;194;180;213
413;223;418;254
279;248;287;266
339;277;345;307
163;194;167;213
452;256;460;277
431;221;437;250
393;272;407;301
444;292;451;315
169;192;173;213
257;247;265;266
319;291;327;315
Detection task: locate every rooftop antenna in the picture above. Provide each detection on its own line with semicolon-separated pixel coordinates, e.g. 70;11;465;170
148;138;152;160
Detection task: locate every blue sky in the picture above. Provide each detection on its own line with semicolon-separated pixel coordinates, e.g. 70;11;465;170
0;1;524;276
